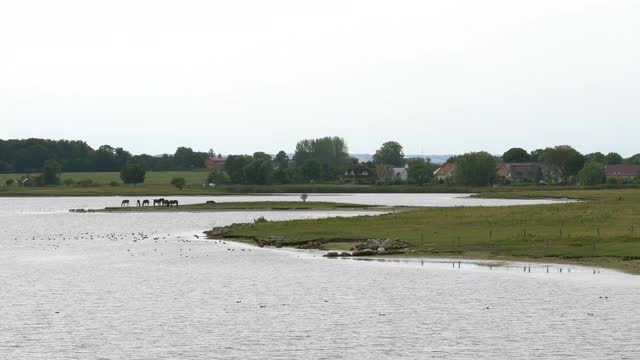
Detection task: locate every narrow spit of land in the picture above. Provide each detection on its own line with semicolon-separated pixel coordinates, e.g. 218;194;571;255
206;189;640;274
90;201;397;213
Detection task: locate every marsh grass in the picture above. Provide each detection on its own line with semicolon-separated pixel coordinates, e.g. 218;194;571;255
220;189;640;273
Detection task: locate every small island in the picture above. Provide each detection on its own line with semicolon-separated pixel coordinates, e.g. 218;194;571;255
81;201;399;213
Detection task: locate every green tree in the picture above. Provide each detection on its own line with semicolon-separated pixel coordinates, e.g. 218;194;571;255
120;163;146;185
626;154;640;165
454;152;497;186
243;159;273;185
407;158;436;185
585;152;606;163
253;152;272;161
540;145;585;181
224;155;254;183
41;159;63;185
502;148;530;163
275;150;289;168
207;171;230;185
293;137;349;176
272;167;293;184
605;152;624;165
301;159;322;182
373;141;405;166
578;161;606;185
170;177;187;190
445;155;459;164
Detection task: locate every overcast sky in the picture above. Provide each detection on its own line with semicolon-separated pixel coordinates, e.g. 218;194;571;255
1;0;639;156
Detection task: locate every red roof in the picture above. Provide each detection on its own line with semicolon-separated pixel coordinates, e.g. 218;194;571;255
434;163;456;176
205;157;226;170
605;164;640;177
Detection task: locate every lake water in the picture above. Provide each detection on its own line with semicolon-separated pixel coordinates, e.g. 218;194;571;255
1;195;638;359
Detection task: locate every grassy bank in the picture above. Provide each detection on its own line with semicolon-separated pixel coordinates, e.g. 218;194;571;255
95;201;378;212
3;176;640;197
208;188;640;274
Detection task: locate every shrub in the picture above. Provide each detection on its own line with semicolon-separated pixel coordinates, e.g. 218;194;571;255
5;179;14;186
77;179;95;187
254;216;268;224
63;178;75;187
170;177;187;190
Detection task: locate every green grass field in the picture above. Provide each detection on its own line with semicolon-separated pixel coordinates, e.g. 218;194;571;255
211;188;640;273
2;170;640;197
0;171;211;186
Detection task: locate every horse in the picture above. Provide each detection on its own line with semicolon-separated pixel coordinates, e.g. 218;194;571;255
136;200;141;207
121;200;130;207
153;198;165;206
162;200;170;207
168;200;179;207
142;200;150;206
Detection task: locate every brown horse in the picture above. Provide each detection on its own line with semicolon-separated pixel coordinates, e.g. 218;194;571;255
142;200;150;206
121;200;129;207
153;198;165;206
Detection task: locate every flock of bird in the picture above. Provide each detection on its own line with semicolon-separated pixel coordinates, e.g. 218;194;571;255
7;227;610;315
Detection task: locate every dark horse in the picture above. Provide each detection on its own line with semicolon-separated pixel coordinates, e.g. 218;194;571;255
163;200;179;207
142;200;150;206
121;200;129;207
153;198;165;206
136;200;141;207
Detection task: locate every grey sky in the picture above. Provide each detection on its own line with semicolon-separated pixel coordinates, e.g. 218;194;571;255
1;1;639;156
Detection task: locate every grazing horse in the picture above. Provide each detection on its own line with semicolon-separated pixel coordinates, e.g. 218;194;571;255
142;200;150;206
121;200;130;207
153;198;165;206
168;200;179;207
136;200;141;207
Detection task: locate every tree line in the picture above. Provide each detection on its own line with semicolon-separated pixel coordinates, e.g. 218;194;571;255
0;139;213;173
447;146;640;187
2;137;639;187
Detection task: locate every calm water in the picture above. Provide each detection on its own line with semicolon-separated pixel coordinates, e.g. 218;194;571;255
1;195;638;359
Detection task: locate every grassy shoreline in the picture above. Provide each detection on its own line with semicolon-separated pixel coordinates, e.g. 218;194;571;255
2;181;640;197
206;189;640;274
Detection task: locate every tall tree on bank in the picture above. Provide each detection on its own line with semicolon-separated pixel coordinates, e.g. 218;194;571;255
120;163;146;185
373;141;405;167
502;148;531;163
454;152;497;186
41;159;63;185
293;137;348;180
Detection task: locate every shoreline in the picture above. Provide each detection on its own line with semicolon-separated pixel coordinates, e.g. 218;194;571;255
209;235;640;275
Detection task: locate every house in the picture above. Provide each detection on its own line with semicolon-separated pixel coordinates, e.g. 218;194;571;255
496;163;540;181
21;177;33;187
376;164;409;182
605;164;640;178
205;157;226;171
389;165;409;182
433;163;456;182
